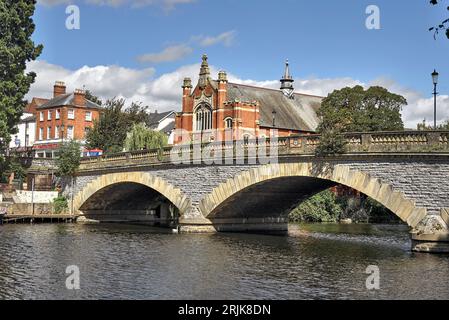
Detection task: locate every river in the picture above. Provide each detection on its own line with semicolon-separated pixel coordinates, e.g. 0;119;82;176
0;223;448;300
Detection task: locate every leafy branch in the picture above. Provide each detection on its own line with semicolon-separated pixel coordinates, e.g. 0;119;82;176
429;0;449;39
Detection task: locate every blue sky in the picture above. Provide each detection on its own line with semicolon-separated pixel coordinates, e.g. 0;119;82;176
30;0;449;127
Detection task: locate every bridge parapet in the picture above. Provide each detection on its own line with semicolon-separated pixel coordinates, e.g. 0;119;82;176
77;131;449;173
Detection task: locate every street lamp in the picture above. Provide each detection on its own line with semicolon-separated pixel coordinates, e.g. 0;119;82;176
432;69;439;130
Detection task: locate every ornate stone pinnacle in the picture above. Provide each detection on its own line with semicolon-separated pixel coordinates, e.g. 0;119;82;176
218;70;228;82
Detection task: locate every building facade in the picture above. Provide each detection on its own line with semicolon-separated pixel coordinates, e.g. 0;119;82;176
33;82;102;158
174;55;323;144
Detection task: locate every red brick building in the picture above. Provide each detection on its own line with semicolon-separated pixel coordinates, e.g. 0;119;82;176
174;55;323;144
33;82;102;158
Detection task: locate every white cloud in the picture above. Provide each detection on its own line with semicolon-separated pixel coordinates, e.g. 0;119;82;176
193;30;236;47
137;44;193;64
26;60;449;129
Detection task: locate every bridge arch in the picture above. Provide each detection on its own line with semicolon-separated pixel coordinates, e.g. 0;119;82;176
73;172;191;216
199;163;427;228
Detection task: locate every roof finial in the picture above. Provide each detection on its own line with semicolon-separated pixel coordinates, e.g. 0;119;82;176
199;54;211;88
280;59;294;99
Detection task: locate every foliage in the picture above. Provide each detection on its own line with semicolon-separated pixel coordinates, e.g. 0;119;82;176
8;158;26;179
56;140;81;177
124;123;168;152
429;0;449;39
315;129;347;156
290;190;343;223
53;195;68;214
317;86;406;133
289;188;400;224
85;90;103;106
86;98;149;153
316;86;407;155
0;1;42;162
417;120;449;130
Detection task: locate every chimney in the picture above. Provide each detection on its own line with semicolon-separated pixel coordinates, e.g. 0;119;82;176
54;81;66;97
73;89;86;106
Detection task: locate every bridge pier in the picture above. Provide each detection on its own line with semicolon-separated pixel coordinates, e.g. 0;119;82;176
411;214;449;253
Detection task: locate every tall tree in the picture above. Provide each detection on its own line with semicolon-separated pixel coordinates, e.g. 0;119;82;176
0;0;42;163
317;85;407;133
429;0;449;39
56;140;81;177
86;98;148;153
316;85;407;156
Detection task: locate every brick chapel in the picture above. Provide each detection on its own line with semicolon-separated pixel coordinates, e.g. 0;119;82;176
174;55;323;144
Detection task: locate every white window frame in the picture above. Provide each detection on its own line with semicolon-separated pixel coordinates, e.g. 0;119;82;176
48;110;52;120
47;126;51;140
39;112;44;122
55;126;60;139
39;127;44;140
194;104;213;132
68;109;75;120
56;109;60;120
85;111;92;122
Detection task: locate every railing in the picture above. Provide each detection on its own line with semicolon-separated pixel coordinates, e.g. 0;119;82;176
77;131;449;172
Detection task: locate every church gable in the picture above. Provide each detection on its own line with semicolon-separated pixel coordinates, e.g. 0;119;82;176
175;55;322;145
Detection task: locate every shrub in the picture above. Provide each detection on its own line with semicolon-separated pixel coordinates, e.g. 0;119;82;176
53;196;68;214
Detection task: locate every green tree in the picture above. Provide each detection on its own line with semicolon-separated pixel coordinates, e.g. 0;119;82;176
317;86;406;133
124;123;168;152
86;98;148;153
290;190;343;223
0;0;42;162
316;86;407;155
429;0;449;39
56;140;81;177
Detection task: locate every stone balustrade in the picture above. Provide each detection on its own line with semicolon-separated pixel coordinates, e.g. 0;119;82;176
76;131;449;173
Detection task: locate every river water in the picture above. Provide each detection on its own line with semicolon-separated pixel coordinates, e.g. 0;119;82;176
0;223;448;300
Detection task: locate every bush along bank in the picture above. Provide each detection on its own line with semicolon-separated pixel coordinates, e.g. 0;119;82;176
289;189;402;224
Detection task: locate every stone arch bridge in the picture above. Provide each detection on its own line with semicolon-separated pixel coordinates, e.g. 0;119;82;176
67;131;449;253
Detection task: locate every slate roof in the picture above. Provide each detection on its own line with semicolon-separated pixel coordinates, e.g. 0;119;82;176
36;93;102;110
160;121;175;134
226;83;322;132
147;111;175;127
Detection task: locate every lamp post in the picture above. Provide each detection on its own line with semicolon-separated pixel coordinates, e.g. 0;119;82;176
432;69;439;130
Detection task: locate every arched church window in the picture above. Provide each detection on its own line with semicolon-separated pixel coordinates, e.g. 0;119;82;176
194;104;213;131
225;118;233;129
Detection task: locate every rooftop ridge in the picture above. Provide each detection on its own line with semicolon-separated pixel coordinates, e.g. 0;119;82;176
227;82;324;99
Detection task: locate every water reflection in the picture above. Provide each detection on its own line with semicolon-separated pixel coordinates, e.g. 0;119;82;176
0;223;448;300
